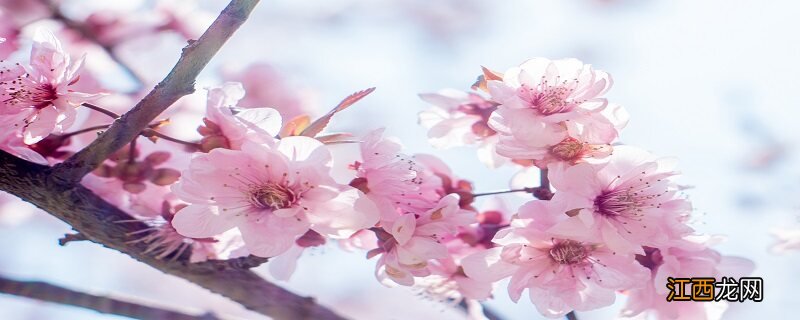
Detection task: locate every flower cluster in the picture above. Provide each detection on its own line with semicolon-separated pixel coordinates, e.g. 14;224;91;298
0;21;756;320
420;58;753;318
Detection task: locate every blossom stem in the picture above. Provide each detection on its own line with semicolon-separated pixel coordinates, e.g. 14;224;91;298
533;168;553;200
540;168;550;191
128;137;137;163
0;273;220;320
60;125;113;139
82;103;120;119
141;129;201;150
565;311;578;320
472;188;535;197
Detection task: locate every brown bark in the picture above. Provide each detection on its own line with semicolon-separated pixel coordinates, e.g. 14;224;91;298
0;150;346;320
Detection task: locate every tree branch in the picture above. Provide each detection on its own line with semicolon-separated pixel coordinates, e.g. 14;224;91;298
53;0;260;184
48;2;147;88
0;274;219;320
1;153;346;320
532;168;553;200
456;299;505;320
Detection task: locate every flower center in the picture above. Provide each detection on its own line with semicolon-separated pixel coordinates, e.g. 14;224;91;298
250;183;296;210
594;186;657;219
519;79;579;116
8;82;59;110
549;137;587;162
549;240;588;265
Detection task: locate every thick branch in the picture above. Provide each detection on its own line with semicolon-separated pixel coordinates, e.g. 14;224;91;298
0;274;218;320
0;150;346;320
53;0;260;184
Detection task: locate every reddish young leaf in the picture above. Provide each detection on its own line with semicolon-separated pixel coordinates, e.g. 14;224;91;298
279;114;311;138
300;87;376;137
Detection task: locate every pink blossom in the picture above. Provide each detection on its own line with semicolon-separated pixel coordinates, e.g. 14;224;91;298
487;58;628;166
350;129;442;223
198;82;283;152
545;146;694;255
461;210;650;318
621;241;754;319
372;194;476;286
0;130;47;164
414;153;476;209
418;89;505;168
172;137;379;257
0;29;101;144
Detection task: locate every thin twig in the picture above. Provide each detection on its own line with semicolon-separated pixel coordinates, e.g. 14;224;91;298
532;168;553;200
141;129;201;150
565;311;578;320
61;125;113;139
53;0;261;184
58;233;88;246
0;274;220;320
82;103;121;119
48;3;146;89
472;188;535;198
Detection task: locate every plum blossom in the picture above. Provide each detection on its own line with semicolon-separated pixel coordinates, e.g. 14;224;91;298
0;130;47;164
350;128;442;222
371;194;475;286
487;58;628;166
462;208;650;318
621;241;754;319
197;82;283;152
172;137;379;257
418;89;505;168
546;146;694;255
0;29;101;144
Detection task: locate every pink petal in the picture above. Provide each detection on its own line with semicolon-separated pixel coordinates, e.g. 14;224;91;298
461;247;518;283
390;214;416;245
171;205;237;238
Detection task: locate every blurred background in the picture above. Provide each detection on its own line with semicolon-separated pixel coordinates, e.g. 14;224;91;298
1;0;799;319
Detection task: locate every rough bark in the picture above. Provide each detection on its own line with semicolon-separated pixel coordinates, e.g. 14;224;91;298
0;150;346;320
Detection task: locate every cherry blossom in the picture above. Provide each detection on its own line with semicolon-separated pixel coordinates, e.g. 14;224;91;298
172;137;379;257
198;82;283;152
0;29;101;144
350;128;442;223
418;89;505;168
462;211;650;318
487;58;628;166
371;194;475;286
621;241;754;319
546;145;694;255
